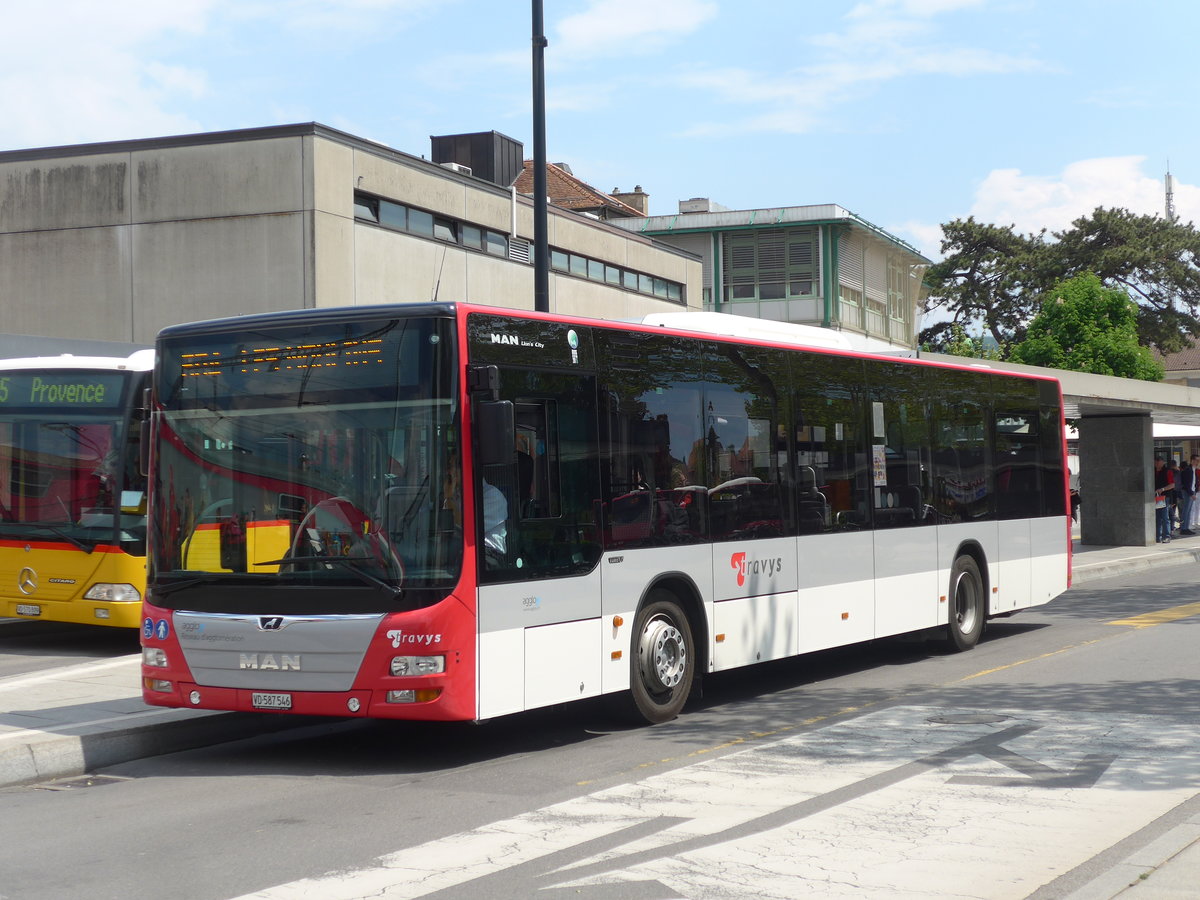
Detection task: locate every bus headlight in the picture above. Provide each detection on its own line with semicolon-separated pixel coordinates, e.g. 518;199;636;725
386;689;442;703
85;583;142;603
390;655;445;676
142;647;169;668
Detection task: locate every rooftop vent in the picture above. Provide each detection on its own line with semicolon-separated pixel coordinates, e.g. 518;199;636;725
430;131;524;187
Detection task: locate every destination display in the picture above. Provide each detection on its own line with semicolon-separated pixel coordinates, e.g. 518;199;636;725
0;372;128;409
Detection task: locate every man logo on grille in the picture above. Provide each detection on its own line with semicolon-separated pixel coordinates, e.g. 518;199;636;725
259;616;286;631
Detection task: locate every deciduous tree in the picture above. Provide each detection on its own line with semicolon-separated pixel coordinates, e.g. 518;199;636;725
1008;273;1163;380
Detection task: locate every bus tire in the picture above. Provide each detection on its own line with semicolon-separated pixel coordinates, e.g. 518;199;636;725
628;592;694;725
944;554;985;651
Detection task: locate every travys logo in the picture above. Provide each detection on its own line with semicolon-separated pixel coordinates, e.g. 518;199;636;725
730;552;784;587
386;628;442;648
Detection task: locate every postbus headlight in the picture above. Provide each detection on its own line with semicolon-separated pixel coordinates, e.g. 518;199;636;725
85;583;142;603
390;655;445;676
142;647;169;668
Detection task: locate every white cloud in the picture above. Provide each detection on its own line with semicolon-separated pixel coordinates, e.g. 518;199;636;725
896;156;1200;262
970;156;1181;234
678;0;1044;136
555;0;718;58
0;0;442;149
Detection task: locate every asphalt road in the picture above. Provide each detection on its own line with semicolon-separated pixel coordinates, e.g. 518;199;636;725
0;564;1198;900
0;618;139;678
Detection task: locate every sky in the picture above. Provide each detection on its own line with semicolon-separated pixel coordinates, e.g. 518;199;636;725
3;0;1199;261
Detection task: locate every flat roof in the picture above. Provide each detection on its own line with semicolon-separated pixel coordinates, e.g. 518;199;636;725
611;204;930;263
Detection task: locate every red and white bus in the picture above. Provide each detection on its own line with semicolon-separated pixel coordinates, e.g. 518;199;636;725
140;303;1069;723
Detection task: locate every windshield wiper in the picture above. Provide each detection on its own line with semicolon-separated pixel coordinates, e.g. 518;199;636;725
153;575;229;597
27;524;95;554
256;556;404;598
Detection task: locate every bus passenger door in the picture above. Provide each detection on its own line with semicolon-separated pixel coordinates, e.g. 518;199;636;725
473;371;606;719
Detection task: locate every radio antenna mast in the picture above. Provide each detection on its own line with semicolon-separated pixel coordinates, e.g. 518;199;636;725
1166;163;1178;223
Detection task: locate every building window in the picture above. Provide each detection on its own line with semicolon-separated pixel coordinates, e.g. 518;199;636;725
546;246;686;305
722;227;818;303
379;200;406;230
887;256;908;323
433;217;457;243
354;195;379;222
485;231;508;257
351;190;684;305
408;208;434;237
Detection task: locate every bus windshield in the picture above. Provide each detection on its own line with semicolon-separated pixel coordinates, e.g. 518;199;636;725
150;314;460;611
0;370;143;552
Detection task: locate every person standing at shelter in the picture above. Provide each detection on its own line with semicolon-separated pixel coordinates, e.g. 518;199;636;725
1189;455;1200;532
1166;459;1181;532
1178;456;1196;536
1154;457;1174;543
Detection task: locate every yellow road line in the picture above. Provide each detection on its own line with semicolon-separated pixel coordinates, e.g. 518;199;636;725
954;639;1105;682
1107;600;1200;629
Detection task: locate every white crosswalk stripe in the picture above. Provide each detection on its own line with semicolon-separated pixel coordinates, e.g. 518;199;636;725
233;706;1200;900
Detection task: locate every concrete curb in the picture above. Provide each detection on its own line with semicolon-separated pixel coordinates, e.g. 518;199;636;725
1071;547;1200;585
0;709;322;789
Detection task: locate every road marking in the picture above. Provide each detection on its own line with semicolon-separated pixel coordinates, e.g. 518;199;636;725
232;706;1200;900
955;638;1104;682
1107;600;1200;629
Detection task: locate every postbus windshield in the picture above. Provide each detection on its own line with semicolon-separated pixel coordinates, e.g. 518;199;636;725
0;369;145;552
150;314;460;613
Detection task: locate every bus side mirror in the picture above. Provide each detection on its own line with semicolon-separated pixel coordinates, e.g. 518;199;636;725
477;400;516;467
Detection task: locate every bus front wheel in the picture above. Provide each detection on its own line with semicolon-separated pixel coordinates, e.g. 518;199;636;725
629;593;694;724
944;554;985;651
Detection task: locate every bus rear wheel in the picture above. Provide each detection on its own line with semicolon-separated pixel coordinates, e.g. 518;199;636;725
944;554;985;651
628;593;694;725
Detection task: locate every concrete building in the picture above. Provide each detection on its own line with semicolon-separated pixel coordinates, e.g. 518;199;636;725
610;198;930;352
0;123;701;346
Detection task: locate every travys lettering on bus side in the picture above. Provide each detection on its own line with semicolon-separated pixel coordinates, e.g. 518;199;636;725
730;552;785;587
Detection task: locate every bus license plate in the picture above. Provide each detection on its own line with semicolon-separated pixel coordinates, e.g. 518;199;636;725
15;604;41;616
251;692;292;710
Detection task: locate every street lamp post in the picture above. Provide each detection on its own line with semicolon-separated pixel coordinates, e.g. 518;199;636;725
532;0;549;313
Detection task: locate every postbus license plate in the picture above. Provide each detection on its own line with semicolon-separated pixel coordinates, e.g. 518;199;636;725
15;604;41;616
251;692;292;710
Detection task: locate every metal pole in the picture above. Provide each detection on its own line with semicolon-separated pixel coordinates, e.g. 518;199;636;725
532;0;550;313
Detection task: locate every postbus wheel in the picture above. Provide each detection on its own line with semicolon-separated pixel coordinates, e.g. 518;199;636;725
628;591;694;725
944;554;985;651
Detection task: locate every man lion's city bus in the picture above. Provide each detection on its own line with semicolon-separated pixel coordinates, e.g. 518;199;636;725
0;351;153;628
140;303;1069;724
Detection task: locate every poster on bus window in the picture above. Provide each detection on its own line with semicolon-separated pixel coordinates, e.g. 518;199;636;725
872;444;887;486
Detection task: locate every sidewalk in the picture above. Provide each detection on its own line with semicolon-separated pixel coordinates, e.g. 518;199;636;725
1;534;1199;899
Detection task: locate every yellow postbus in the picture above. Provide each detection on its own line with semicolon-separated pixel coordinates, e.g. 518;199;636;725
0;350;153;628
